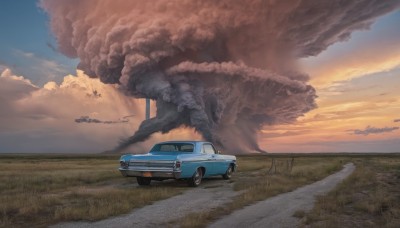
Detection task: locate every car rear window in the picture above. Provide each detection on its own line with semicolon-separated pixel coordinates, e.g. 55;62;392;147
151;143;194;152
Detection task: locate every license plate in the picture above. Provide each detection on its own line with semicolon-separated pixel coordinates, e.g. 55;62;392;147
142;172;152;177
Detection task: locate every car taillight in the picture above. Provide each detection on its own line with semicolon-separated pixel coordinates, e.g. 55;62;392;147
175;161;181;169
120;161;129;168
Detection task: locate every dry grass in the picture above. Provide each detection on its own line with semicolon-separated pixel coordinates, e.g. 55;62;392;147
172;155;348;228
0;155;184;228
3;154;396;228
300;156;400;228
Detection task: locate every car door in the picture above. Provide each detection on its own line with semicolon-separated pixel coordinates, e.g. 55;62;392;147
202;143;218;176
211;145;230;174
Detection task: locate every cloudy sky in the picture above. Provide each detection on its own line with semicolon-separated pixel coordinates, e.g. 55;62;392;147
0;0;399;153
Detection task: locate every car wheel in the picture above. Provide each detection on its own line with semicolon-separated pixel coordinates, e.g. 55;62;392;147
137;177;151;186
222;165;233;180
188;168;203;187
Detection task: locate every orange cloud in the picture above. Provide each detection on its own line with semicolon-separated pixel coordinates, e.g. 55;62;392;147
0;69;201;153
308;54;400;89
259;70;400;152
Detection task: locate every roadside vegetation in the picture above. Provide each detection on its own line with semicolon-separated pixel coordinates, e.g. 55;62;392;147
172;155;349;227
1;154;398;228
0;155;185;228
297;156;400;228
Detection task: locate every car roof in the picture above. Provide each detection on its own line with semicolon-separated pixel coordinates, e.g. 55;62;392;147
158;140;210;143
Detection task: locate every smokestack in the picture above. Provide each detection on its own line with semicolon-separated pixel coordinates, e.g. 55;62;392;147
145;98;150;120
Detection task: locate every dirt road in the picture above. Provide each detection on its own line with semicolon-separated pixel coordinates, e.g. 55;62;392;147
209;163;355;228
52;181;238;228
53;163;354;228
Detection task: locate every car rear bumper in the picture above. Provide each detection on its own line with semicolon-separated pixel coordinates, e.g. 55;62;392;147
119;168;181;179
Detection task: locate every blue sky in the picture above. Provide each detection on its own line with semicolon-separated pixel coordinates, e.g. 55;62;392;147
301;10;400;80
1;0;399;87
0;1;399;153
0;0;77;85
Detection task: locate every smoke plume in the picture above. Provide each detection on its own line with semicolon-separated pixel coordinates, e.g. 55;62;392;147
351;126;400;136
41;0;400;153
75;116;129;124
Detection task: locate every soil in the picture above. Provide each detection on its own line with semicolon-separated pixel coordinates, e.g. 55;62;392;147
51;179;238;228
209;163;355;228
52;163;355;228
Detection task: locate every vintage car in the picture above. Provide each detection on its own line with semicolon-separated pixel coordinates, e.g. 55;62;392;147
119;141;236;187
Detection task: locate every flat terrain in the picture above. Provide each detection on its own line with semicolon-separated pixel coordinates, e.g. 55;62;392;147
299;156;400;227
0;154;399;228
209;163;355;228
53;182;238;228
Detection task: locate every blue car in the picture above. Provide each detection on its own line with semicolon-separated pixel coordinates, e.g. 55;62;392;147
119;141;237;187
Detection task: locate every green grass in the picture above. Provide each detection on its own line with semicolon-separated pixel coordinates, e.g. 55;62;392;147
299;156;400;228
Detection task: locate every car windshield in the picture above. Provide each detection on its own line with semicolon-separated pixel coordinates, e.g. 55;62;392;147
150;143;194;152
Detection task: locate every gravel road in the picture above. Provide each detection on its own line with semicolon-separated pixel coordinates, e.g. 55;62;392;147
52;163;354;228
209;163;355;228
52;181;238;228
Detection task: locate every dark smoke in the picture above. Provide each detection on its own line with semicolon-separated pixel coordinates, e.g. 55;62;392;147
350;126;399;136
41;0;400;153
75;116;129;124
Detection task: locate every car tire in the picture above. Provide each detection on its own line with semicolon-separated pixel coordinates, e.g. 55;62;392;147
222;165;233;180
137;177;151;186
188;168;203;187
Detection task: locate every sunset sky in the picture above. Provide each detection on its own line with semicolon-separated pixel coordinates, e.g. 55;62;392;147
0;0;399;153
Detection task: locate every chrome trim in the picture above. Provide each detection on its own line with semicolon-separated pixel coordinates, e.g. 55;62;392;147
181;160;233;163
130;160;175;163
119;168;181;179
129;160;175;169
125;167;174;172
121;159;181;179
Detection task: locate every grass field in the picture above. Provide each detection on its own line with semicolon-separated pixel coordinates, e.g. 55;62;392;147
173;155;348;227
0;155;184;228
297;156;400;228
0;154;399;228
